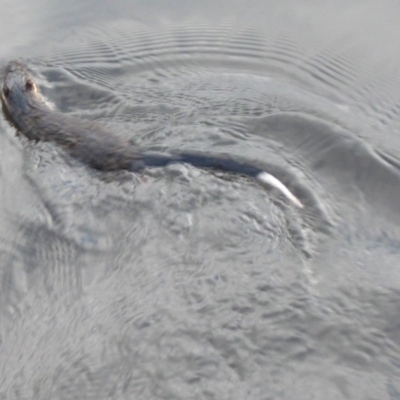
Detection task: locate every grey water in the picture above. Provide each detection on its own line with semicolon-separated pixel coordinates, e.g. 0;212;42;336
0;0;400;398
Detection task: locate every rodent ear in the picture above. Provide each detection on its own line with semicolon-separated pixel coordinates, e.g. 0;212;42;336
25;79;34;91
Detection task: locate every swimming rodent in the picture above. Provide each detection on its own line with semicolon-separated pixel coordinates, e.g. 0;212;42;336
1;61;302;208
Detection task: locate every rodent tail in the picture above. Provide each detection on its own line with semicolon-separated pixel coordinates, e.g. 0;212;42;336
130;151;303;208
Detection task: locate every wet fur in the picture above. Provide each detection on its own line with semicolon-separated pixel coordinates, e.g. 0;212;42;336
1;61;302;207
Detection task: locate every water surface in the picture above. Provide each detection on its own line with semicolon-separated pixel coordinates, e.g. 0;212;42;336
0;0;400;399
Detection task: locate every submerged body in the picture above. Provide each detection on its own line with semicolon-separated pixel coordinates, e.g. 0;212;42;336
1;61;302;207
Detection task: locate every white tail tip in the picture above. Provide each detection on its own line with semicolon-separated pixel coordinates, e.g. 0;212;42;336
257;172;303;208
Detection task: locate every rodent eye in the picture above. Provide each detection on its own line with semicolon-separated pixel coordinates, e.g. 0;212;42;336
2;86;9;97
25;79;34;91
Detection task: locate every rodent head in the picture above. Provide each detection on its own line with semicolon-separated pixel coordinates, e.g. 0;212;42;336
1;62;45;130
